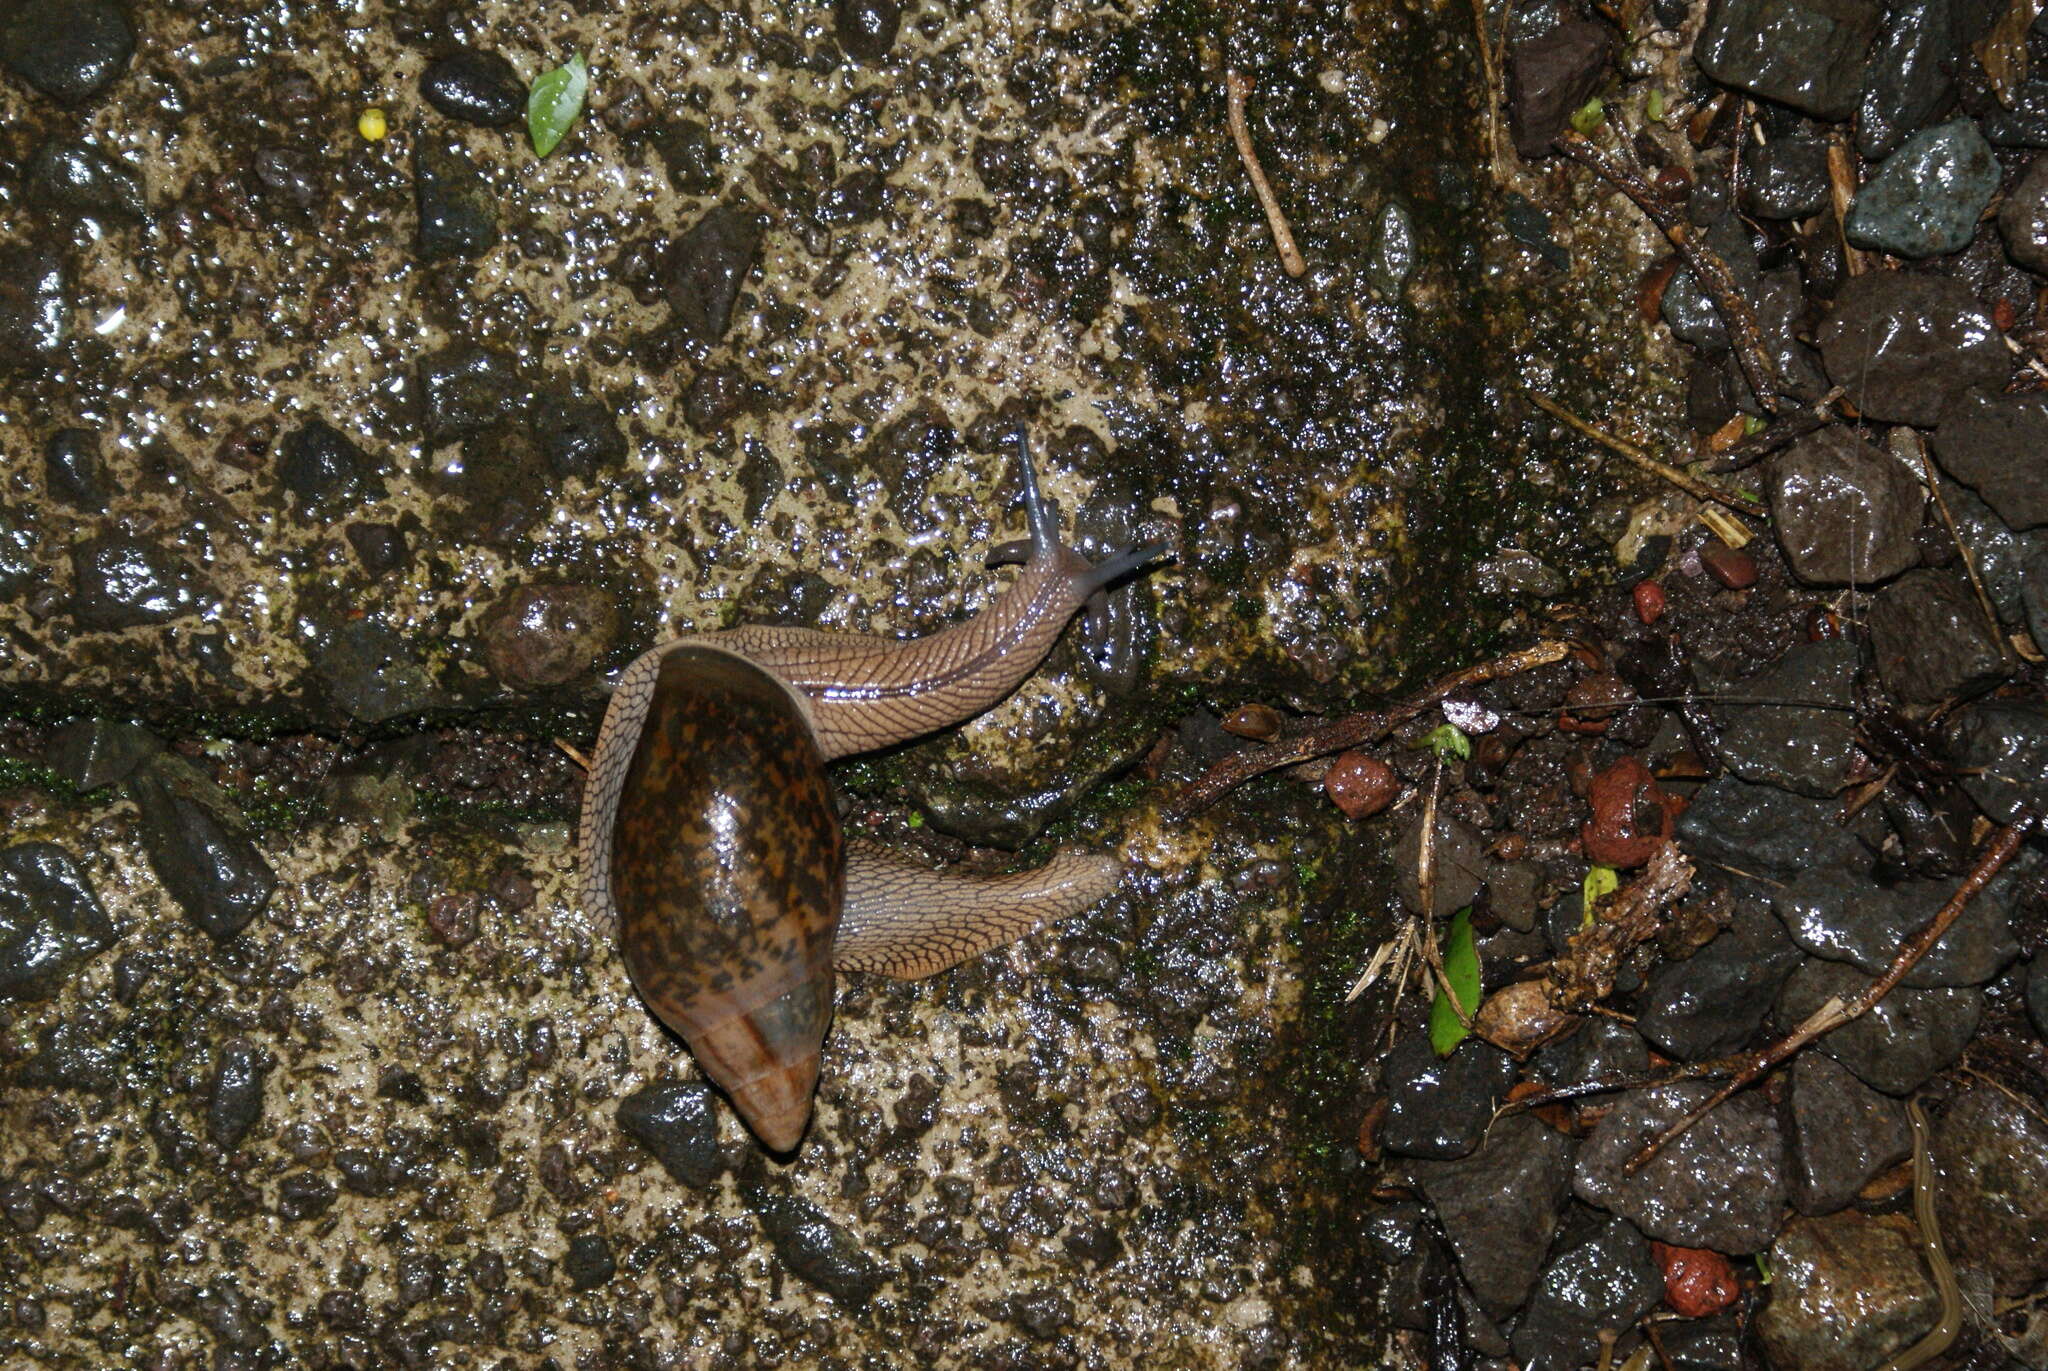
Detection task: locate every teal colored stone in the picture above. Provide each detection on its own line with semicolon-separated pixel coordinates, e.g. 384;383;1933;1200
1845;119;1999;258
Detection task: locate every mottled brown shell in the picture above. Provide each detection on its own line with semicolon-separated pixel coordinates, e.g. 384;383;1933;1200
610;647;844;1151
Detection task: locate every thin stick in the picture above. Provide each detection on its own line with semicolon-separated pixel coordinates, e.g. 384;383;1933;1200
1530;393;1766;515
1226;69;1307;277
1465;0;1513;181
1623;813;2033;1172
1170;640;1571;818
1906;432;2003;645
1554;131;1783;415
1826;136;1871;277
1700;387;1844;473
555;739;591;771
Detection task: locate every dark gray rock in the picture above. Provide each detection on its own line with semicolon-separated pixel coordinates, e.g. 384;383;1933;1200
1816;271;2007;426
617;1082;723;1188
1951;701;2048;825
414;137;500;262
206;1039;270;1151
1363;1203;1509;1354
0;0;132;105
343;522;407;576
279;420;385;515
1857;0;1959;159
1638;902;1805;1059
834;0;903;63
0;843;114;1001
564;1234;615;1290
1530;1018;1650;1091
535;397;627;479
1675;776;1872;882
1757;1208;1950;1371
1510;1216;1663;1371
1652;1314;1747;1371
1998;153;2048;273
0;245;70;366
46;717;162;791
125;765;276;942
1743;128;1831;219
1932;388;2048;530
1506;17;1614;160
1379;1033;1518;1159
313;621;444;724
1943;480;2047;625
1773;860;2019;986
1776;959;1981;1093
18;1019;116;1092
1846;121;1998;258
663;203;763;346
42;428;107;510
419;48;524;127
747;1188;887;1305
1720;640;1860;794
1695;0;1882;119
1767;421;1923;589
1782;1053;1912;1215
1410;1114;1576;1316
25;138;145;219
2027;542;2048;651
1574;1082;1787;1252
1931;1085;2048;1295
418;344;526;444
1866;569;2008;705
1395;810;1492;919
68;534;203;630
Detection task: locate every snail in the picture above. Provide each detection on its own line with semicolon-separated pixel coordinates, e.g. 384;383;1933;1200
578;434;1170;1150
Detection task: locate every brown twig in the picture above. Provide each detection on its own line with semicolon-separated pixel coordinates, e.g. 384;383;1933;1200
1530;393;1767;516
1225;69;1306;277
1699;387;1844;473
555;739;591;771
1826;135;1872;277
1904;429;2004;647
1169;640;1572;819
1555;131;1783;415
1622;813;2034;1172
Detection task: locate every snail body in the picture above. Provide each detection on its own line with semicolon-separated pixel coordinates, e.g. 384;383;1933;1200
580;436;1169;1150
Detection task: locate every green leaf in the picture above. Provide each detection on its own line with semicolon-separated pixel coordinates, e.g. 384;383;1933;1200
1646;88;1666;122
1423;723;1470;763
1581;865;1618;930
528;53;589;158
1569;97;1605;135
1428;907;1482;1057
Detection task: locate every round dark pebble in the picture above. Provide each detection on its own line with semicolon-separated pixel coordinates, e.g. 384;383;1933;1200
564;1234;615;1290
279;419;385;515
205;1038;271;1151
535;398;627;479
478;582;619;688
0;245;71;365
25;138;144;219
1010;1287;1073;1341
68;534;202;630
834;0;902;62
42;428;108;510
419;47;525;127
0;0;133;105
1379;1033;1517;1159
663;203;763;345
685;365;749;431
747;1188;886;1305
0;842;114;1002
344;522;408;576
616;1082;722;1188
274;1171;336;1222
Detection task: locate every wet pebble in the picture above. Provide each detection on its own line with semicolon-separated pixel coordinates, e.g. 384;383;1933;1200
0;505;38;596
685;366;748;432
1857;0;1957;159
1931;388;2048;531
1776;959;1981;1094
42;428;107;510
663;204;763;346
68;534;201;629
1781;1053;1911;1215
1694;0;1879;119
747;1188;886;1305
478;583;619;688
835;0;902;63
414;137;501;262
1637;901;1804;1059
0;245;70;366
1379;1033;1517;1160
206;1039;270;1151
1505;18;1614;159
1742;128;1831;219
25;138;144;219
1009;1287;1072;1341
279;419;385;515
1530;1018;1649;1091
1697;540;1756;589
419;47;524;127
564;1234;614;1290
1574;1082;1787;1252
1997;153;2048;273
125;764;276;941
1408;1114;1576;1315
1395;810;1491;917
1773;859;2019;986
1581;755;1678;868
418;344;526;444
616;1082;722;1188
1845;119;1998;258
1323;751;1396;818
1719;639;1859;795
47;716;161;790
1933;1084;2048;1294
1756;1208;1947;1371
0;842;114;1001
0;0;132;105
1866;569;2008;705
535;397;627;480
343;522;408;577
314;621;442;723
1510;1215;1662;1371
1816;271;2006;426
1764;426;1923;587
1950;700;2048;825
1943;481;2045;625
1676;776;1874;881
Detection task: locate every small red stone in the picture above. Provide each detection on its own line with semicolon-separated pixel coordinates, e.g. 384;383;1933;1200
1582;755;1682;868
1993;296;2020;333
1699;540;1757;589
1324;751;1398;819
1651;1240;1741;1317
1632;579;1666;625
